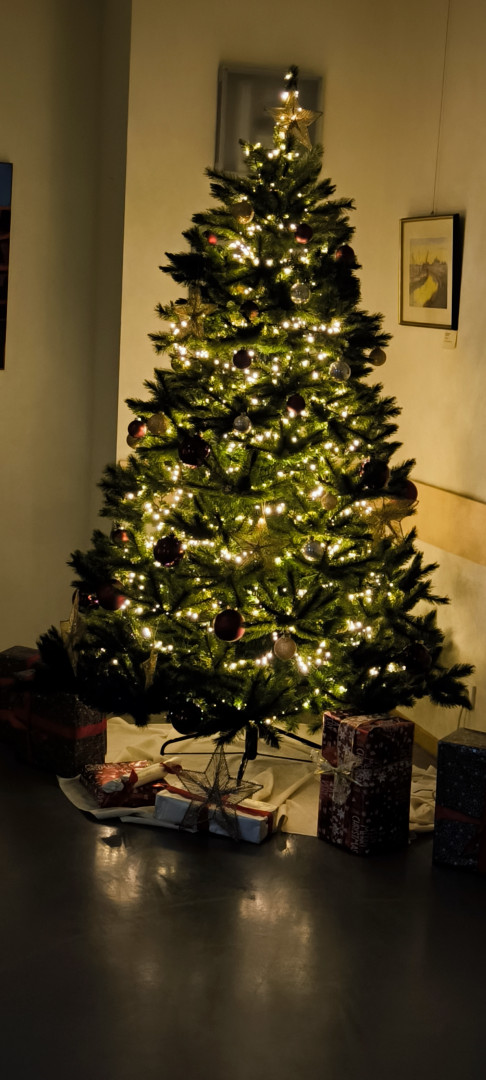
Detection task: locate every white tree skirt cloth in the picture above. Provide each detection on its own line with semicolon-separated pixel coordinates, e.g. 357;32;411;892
58;717;437;838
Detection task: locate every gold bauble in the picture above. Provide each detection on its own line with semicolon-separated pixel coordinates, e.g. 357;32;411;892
147;412;168;436
231;201;254;224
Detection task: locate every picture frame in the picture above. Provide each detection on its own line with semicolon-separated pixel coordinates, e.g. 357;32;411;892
399;214;460;329
0;162;13;370
215;64;322;174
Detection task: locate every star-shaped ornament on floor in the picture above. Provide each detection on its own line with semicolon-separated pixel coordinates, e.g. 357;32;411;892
172;287;217;338
177;744;262;840
267;89;322;150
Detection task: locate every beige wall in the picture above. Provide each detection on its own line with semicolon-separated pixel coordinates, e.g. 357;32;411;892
0;0;130;649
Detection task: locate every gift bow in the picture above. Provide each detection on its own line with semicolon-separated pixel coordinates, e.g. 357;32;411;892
314;750;363;806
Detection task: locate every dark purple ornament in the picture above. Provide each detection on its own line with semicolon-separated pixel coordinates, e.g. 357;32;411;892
360;458;390;491
233;348;252;370
127;419;147;439
287;393;306;414
178;434;211;467
213;609;245;642
240;300;259;321
153;535;184;567
295;223;313;244
335;244;356;266
166;700;202;735
389;480;418;504
97;581;125;611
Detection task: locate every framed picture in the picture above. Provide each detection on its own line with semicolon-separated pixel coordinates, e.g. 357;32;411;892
399;214;460;329
0;162;12;370
215;64;322;174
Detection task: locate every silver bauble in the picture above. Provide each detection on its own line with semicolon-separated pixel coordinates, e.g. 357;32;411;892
368;347;386;366
233;413;252;434
126;435;141;448
303;540;325;561
290;282;311;305
274;636;297;661
329;359;351;381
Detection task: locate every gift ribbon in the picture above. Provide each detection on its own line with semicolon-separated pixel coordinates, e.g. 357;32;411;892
435;804;486;872
320;713;413;808
162;781;276;834
2;691;106;741
316;753;363;806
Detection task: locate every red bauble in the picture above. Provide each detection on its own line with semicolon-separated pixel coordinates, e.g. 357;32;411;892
153;534;184;567
335;244;356;266
97;582;125;611
178;434;211;467
403;643;432;674
295;223;313;244
390;480;418;504
233;348;252;370
360;458;390;491
240;300;259;321
111;527;130;546
287;393;306;414
205;231;218;245
127;419;147;439
166;700;202;734
213;609;245;642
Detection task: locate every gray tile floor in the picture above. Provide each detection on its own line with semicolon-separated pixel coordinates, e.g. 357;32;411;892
1;744;485;1080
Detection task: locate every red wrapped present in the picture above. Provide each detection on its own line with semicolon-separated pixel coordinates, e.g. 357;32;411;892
0;685;106;777
0;646;40;677
0;647;39;735
80;760;181;809
317;711;414;855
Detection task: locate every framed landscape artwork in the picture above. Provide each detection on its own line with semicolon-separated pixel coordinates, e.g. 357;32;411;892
399;214;460;329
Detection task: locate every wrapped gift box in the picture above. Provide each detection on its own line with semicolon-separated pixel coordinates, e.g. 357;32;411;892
0;646;105;776
154;784;279;843
0;685;106;777
80;760;178;809
433;728;486;872
318;711;414;855
0;646;40;677
0;647;39;740
23;691;106;777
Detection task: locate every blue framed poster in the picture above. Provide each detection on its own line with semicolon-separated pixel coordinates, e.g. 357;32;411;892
0;163;13;369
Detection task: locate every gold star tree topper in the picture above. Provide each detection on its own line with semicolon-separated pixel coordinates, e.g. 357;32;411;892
267;67;322;150
171;286;217;339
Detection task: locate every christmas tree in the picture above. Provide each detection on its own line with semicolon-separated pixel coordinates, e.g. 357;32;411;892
39;67;472;742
